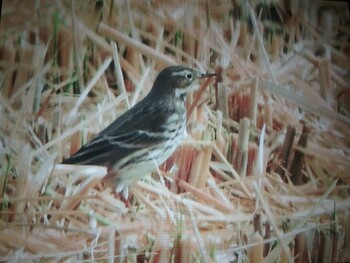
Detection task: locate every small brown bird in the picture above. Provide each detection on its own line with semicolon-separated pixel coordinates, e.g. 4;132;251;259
63;65;216;197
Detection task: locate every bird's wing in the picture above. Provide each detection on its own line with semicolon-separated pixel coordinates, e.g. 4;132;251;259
62;130;165;166
62;99;170;166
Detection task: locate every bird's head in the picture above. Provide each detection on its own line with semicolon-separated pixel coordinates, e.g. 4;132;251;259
150;66;216;97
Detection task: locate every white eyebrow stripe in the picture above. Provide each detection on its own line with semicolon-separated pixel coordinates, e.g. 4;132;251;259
170;70;189;77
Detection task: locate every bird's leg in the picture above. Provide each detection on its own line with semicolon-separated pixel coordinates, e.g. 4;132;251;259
118;192;131;207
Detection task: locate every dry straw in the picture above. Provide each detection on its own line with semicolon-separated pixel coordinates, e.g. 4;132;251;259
0;0;349;262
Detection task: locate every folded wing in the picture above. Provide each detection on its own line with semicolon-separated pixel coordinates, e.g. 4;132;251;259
62;99;170;167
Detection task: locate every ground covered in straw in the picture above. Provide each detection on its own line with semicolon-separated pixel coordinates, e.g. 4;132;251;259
0;0;350;262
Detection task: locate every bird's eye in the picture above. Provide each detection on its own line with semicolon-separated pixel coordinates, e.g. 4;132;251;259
186;73;193;79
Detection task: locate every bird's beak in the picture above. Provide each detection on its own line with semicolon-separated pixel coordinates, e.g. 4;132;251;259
199;72;217;79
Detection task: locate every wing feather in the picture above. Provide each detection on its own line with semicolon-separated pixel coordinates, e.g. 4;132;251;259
62;97;171;167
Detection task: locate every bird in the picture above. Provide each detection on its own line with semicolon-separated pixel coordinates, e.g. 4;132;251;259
62;65;216;198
